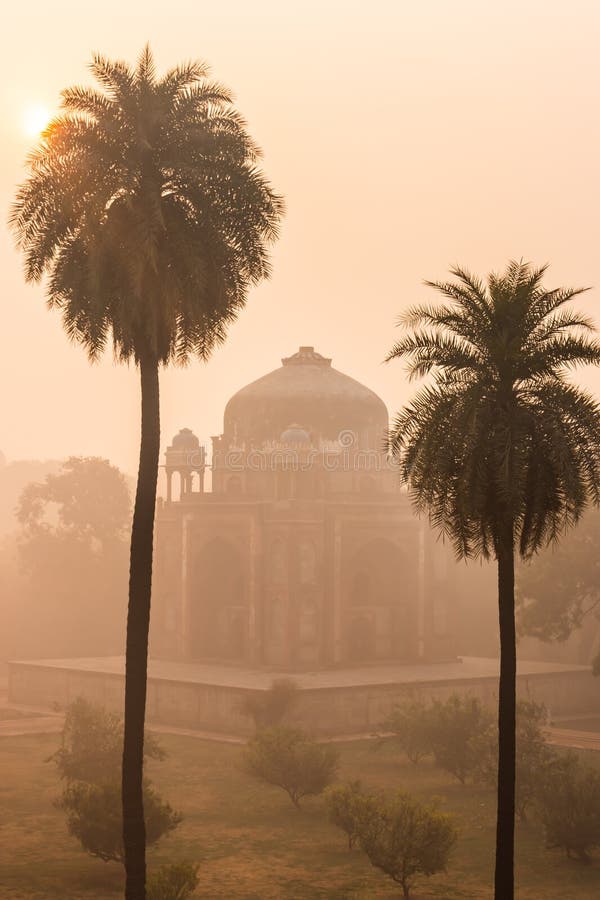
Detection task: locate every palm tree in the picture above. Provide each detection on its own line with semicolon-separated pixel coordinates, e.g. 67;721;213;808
10;46;283;899
386;261;600;899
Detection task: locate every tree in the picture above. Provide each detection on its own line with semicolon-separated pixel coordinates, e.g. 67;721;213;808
381;699;433;765
244;726;339;808
50;697;165;784
427;694;493;784
386;261;600;899
239;678;299;730
11;46;283;899
51;699;180;865
59;780;181;864
17;456;131;548
517;507;600;649
325;781;372;850
538;753;600;862
13;457;131;658
0;458;61;536
356;791;457;899
477;699;558;823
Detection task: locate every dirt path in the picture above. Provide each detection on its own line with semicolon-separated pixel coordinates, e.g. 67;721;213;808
545;726;600;752
0;683;64;736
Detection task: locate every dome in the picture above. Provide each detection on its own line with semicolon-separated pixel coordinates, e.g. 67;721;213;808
224;346;388;446
280;423;311;444
170;428;200;450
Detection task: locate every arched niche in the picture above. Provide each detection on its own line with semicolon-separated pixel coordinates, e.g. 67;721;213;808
225;475;243;496
269;538;288;585
346;613;376;661
298;540;317;585
359;474;377;494
190;538;247;660
264;539;289;665
344;538;415;661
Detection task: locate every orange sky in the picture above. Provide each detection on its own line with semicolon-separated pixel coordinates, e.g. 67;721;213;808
2;0;600;474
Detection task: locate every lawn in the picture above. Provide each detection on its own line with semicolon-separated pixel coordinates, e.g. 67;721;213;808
1;732;599;899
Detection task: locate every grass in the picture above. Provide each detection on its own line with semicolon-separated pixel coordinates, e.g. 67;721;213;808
1;733;599;899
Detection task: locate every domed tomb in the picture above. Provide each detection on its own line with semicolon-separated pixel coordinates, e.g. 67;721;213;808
223;346;388;449
152;342;459;673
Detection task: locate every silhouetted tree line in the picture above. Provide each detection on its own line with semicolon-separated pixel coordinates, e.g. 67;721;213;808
1;457;130;662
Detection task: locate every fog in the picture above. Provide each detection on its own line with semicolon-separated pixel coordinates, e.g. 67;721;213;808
2;4;600;899
2;1;600;471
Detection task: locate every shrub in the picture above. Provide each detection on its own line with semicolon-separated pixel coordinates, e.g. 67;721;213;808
59;781;181;863
244;726;338;807
476;699;558;822
538;753;600;862
357;791;457;899
51;697;180;863
427;694;493;784
325;781;373;849
50;696;165;783
147;862;199;900
381;699;433;764
239;678;299;730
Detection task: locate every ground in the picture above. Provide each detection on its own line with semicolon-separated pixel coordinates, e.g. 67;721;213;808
1;733;600;899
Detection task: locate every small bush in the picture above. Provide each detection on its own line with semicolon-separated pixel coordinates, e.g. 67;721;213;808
244;726;338;807
538;753;600;863
427;694;493;784
147;862;199;900
382;699;433;764
59;780;181;863
49;696;165;783
239;678;299;730
476;699;558;822
325;781;373;849
356;791;457;899
51;697;180;864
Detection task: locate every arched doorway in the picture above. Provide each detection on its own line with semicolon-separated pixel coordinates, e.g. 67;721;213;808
347;614;376;660
264;538;288;665
345;539;415;661
191;539;247;660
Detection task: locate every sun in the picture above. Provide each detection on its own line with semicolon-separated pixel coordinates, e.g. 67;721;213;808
23;104;52;138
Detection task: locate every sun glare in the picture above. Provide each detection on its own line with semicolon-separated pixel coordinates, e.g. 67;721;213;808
23;104;52;138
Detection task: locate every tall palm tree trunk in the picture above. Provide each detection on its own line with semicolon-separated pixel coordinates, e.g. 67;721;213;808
494;521;516;900
122;353;160;900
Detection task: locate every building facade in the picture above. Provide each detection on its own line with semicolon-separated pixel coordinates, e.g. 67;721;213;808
152;346;458;669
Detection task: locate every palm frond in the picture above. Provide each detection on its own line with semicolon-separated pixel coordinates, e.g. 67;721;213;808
136;43;157;86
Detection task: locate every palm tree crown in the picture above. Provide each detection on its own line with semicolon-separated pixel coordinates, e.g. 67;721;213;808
387;261;600;560
10;45;283;364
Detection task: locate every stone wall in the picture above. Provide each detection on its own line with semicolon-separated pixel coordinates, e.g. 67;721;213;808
9;660;599;738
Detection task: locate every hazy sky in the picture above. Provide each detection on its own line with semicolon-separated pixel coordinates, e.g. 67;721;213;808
2;0;600;474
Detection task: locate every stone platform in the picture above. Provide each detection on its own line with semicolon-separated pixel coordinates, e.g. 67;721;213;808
8;656;598;738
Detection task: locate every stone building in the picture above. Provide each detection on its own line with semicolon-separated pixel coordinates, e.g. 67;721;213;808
152;346;458;669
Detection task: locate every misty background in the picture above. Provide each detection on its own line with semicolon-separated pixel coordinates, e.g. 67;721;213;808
3;0;600;668
1;0;600;472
